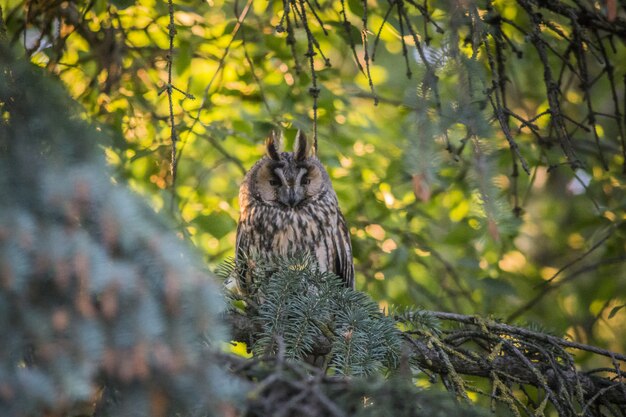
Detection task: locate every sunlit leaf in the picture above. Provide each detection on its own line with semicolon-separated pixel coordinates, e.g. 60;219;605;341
608;304;625;319
196;212;237;239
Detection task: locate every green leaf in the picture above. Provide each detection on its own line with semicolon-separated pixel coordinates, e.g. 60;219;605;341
175;41;191;74
110;0;136;9
196;211;236;239
608;304;625;319
347;0;364;17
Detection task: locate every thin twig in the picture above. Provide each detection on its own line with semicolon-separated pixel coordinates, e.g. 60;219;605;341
430;310;626;362
507;256;626;322
295;0;321;153
166;0;177;210
539;223;620;286
181;0;252;158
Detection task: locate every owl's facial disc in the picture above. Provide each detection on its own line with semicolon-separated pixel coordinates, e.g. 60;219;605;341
274;167;308;208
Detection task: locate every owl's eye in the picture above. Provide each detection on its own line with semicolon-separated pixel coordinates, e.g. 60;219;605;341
301;177;310;185
269;179;281;186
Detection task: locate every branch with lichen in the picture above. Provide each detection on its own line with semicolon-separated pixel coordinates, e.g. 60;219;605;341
226;259;626;417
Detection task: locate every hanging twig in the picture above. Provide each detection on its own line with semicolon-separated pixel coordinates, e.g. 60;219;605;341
166;0;177;194
277;0;301;73
237;0;273;118
593;31;626;173
516;0;582;170
339;0;364;75
360;0;378;104
295;0;321;153
571;19;608;170
371;3;394;62
161;0;197;210
395;0;412;79
180;0;252;169
329;0;383;105
482;35;530;174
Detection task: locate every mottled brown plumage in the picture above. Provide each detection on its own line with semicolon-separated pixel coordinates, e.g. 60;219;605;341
236;131;354;289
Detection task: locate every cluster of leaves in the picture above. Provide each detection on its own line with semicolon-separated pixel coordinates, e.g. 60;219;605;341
0;44;489;417
3;32;626;416
0;47;234;417
224;255;401;376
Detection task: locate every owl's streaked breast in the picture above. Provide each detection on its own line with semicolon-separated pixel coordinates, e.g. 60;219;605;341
241;193;338;271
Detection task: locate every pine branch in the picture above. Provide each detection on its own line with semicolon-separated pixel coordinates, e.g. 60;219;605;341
216;351;488;417
227;259;626;416
406;312;626;410
229;307;626;413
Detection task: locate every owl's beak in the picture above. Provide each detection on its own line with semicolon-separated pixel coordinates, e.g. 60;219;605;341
278;185;303;208
286;188;299;207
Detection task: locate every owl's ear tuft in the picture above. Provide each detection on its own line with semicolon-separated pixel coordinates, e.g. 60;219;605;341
294;130;312;161
265;131;282;160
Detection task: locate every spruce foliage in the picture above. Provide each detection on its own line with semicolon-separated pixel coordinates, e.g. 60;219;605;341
0;47;233;417
226;257;626;416
225;255;402;376
233;355;491;417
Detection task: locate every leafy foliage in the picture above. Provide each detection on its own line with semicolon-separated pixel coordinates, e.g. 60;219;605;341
3;0;626;415
6;0;621;359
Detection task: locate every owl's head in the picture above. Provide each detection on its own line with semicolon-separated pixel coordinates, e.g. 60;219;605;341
244;131;333;209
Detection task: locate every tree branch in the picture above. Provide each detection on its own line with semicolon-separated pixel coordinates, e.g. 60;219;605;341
227;305;626;414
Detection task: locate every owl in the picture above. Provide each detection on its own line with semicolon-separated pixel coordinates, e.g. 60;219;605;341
235;131;354;290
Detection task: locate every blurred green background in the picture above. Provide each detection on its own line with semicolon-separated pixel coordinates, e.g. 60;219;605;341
4;0;625;368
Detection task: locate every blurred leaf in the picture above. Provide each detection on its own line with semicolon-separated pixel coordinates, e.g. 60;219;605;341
196;212;236;239
110;0;136;9
608;304;625;319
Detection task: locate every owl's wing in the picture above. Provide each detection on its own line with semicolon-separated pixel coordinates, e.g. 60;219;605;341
334;212;355;289
235;220;246;261
234;219;251;290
